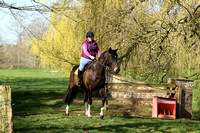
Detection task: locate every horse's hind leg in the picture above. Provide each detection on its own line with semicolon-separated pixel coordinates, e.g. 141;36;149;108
63;85;78;116
66;105;69;116
64;86;71;116
99;88;106;119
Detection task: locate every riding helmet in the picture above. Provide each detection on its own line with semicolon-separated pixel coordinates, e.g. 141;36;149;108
86;31;94;38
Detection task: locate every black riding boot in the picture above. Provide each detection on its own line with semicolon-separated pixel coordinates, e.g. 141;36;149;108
78;70;83;85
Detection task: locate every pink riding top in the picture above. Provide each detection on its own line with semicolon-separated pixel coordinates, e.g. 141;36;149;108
81;39;101;60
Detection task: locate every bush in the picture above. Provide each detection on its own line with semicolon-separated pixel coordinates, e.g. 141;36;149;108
192;80;200;120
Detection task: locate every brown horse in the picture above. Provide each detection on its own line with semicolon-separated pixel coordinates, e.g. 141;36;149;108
63;47;120;118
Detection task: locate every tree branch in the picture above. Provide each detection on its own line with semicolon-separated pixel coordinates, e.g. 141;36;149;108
0;1;50;12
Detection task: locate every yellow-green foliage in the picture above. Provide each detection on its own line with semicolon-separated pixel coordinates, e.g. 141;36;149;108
27;0;200;82
27;0;124;70
28;12;83;70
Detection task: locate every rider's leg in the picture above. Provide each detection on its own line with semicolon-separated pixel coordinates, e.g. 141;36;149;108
78;57;92;85
77;69;83;85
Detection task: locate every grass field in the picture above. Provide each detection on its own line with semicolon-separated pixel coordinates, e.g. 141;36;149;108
0;69;200;133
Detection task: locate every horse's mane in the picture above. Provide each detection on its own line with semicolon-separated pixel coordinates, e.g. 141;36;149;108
98;51;108;60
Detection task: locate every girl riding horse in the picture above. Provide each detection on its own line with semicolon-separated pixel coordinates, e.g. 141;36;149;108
78;31;101;85
62;32;120;119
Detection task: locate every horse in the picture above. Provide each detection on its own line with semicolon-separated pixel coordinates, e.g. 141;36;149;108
62;47;120;119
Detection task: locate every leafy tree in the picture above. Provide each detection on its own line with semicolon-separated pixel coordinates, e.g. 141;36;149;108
1;0;200;82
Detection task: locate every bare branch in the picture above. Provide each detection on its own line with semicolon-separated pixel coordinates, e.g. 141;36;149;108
0;1;50;12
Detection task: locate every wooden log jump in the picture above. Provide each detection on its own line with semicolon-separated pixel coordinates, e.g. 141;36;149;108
105;73;193;119
0;86;12;133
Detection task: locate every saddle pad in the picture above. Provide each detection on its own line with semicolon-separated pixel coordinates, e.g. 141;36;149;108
74;68;78;75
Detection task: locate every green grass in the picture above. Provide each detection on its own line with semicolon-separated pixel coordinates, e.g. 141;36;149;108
193;80;200;120
0;69;200;133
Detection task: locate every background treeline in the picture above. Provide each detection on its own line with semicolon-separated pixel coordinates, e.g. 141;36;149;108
0;14;48;69
1;0;200;83
28;0;200;83
0;44;40;69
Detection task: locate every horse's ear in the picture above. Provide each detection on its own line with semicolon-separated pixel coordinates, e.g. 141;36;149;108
109;47;112;53
114;49;118;53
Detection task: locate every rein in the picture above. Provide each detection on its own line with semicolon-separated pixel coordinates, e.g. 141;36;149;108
87;58;107;79
95;60;107;68
95;61;106;79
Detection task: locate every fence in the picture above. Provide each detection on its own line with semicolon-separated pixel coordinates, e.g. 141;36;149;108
105;73;193;119
0;86;12;133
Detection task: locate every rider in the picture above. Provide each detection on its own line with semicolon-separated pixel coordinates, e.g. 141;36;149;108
78;31;101;85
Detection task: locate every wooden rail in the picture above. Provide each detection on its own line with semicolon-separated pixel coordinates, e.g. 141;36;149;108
108;88;176;93
105;82;176;117
107;83;176;88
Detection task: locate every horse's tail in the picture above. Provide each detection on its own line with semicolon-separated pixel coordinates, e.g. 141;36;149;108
62;64;79;103
62;86;69;103
62;87;78;103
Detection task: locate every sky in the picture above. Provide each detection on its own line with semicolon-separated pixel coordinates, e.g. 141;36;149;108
0;0;50;45
0;7;18;44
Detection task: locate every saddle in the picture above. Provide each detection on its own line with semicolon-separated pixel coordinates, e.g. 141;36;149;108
74;61;94;75
74;68;79;75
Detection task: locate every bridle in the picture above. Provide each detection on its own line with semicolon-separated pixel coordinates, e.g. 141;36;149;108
86;52;118;79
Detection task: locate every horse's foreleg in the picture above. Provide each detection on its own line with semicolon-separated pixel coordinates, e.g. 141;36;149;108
99;88;106;119
84;91;88;114
86;91;92;118
87;104;92;118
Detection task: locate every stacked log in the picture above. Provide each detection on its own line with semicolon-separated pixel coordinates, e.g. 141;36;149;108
0;86;12;133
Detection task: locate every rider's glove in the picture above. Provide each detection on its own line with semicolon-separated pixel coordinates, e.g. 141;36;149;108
89;56;95;60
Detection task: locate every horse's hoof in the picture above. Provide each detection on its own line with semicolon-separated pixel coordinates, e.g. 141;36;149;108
65;113;69;116
86;115;92;119
87;116;92;119
100;115;104;119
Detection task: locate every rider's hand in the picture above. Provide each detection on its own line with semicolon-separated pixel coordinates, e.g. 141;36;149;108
89;56;95;60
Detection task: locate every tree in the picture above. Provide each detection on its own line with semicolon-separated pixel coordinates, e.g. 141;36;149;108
1;0;200;82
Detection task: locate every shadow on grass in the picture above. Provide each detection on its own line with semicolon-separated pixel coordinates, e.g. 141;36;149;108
0;77;70;115
12;91;64;116
14;116;200;133
82;118;200;132
2;70;199;133
1;75;102;117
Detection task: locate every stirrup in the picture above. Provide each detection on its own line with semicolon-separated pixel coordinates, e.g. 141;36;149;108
77;79;81;85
